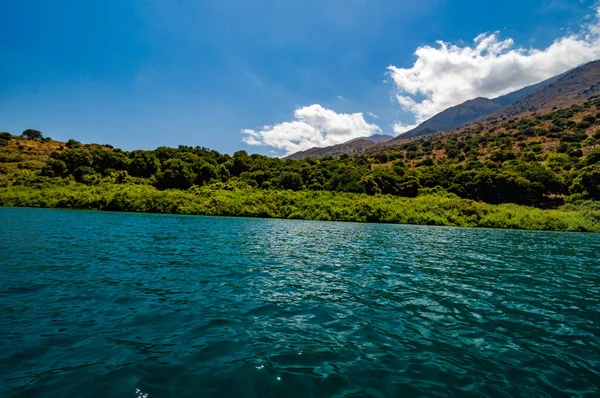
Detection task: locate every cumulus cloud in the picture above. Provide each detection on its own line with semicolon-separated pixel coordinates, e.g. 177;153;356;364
243;104;381;155
393;122;418;135
388;5;600;129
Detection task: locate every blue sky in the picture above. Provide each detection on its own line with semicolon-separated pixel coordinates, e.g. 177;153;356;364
1;0;598;155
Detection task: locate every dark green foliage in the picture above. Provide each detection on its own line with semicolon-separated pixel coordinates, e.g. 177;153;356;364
217;164;231;182
375;153;389;163
194;160;217;185
326;166;365;193
512;163;565;196
584;148;600;166
530;144;542;153
451;169;533;204
6;98;600;210
94;150;130;175
446;148;460;159
41;159;68;177
560;133;587;142
416;158;435;167
229;151;250;176
129;151;160;178
278;172;304;191
0;132;12;140
583;114;597;124
53;150;93;173
0;139;8;147
521;152;538;162
490;151;517;163
3;182;600;231
570;166;600;199
22;129;43;140
73;166;96;182
361;175;381;195
158;159;196;189
66;139;81;148
575;121;592;130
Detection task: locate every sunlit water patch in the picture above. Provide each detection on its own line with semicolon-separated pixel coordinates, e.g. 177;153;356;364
1;207;599;397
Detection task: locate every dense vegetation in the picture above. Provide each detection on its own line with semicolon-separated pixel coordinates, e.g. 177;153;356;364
2;182;599;231
1;98;599;231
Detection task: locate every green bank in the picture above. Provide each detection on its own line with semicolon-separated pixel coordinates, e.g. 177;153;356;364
1;182;599;232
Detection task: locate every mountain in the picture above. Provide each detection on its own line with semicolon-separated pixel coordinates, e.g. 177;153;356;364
347;134;394;144
497;59;600;117
284;60;600;159
396;72;568;140
284;135;393;160
396;98;503;139
491;72;565;107
284;139;378;160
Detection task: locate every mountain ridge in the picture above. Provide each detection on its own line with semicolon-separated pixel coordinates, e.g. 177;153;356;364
284;59;600;160
347;134;394;144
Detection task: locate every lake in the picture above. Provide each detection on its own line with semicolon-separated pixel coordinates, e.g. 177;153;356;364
1;207;599;397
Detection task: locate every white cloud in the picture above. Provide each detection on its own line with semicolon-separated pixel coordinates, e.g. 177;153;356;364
393;122;418;135
243;104;381;155
388;5;600;129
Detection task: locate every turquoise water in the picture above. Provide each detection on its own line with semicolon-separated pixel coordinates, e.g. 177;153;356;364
1;207;599;397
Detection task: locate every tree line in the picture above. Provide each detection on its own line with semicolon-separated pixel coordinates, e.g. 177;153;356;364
5;98;600;206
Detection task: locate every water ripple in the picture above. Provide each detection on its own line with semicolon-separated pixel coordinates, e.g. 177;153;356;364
1;208;599;397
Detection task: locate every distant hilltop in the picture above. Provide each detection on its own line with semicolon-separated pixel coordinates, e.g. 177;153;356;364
285;59;600;160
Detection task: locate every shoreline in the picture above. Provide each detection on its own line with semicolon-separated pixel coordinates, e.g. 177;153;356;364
1;183;598;233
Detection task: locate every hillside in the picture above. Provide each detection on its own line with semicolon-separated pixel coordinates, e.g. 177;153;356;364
1;96;599;202
2;97;600;231
498;60;600;117
284;135;394;160
398;68;575;140
491;72;565;107
284;139;378;160
0;134;115;184
284;60;599;160
368;98;600;166
347;134;394;144
398;97;503;139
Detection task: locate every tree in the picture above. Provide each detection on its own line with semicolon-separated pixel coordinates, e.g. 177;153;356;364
41;159;68;177
66;139;81;148
582;114;596;124
361;175;381;195
397;177;420;197
326;166;366;193
195;160;218;185
217;164;231;182
584;148;600;166
490;150;517;163
54;150;94;173
229;151;250;176
94;150;130;175
73;166;97;182
416;158;434;167
512;163;565;196
157;158;196;189
375;153;389;163
129;151;160;178
571;166;600;199
278;172;304;191
22;129;43;140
